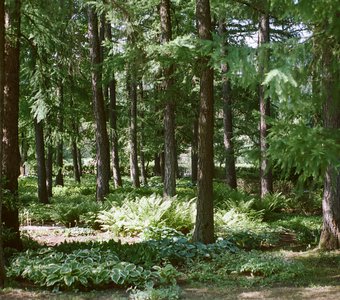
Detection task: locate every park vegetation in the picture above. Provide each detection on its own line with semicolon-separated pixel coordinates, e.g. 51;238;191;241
0;0;339;298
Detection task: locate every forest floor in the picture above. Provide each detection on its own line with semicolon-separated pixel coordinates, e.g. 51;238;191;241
1;226;340;300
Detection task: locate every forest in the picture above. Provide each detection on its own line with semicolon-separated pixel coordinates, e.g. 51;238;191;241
0;0;340;299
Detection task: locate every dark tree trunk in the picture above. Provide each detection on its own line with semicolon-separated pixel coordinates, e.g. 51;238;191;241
160;0;176;198
0;0;6;286
20;131;28;176
219;22;237;189
319;41;340;250
46;144;53;198
88;6;110;201
55;85;64;186
154;153;162;176
2;0;22;251
193;0;214;244
191;100;199;184
107;23;122;188
72;140;81;183
34;119;48;204
77;147;83;177
258;10;273;198
127;72;140;188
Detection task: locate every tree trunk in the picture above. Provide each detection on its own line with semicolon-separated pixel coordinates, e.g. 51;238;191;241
55;85;64;186
2;0;22;251
219;22;237;190
191;113;198;184
258;9;273;198
72;140;81;183
319;41;340;250
46;144;53;198
160;0;176;198
107;23;122;188
127;72;140;188
34;119;48;204
139;82;147;186
88;6;110;201
20;131;28;176
154;153;162;176
0;0;6;286
193;0;215;244
77;147;83;177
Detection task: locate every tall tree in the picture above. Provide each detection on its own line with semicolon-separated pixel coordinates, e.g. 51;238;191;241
258;3;273;198
2;0;22;250
318;16;340;250
34;118;48;204
0;0;6;287
106;23;122;188
55;84;64;186
219;21;237;189
193;0;215;244
127;70;140;188
160;0;176;197
88;5;110;201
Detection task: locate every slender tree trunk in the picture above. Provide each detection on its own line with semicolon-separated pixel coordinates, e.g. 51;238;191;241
219;22;237;189
319;41;340;250
258;9;273;198
55;85;64;186
2;0;22;250
193;0;215;244
127;72;140;188
139;82;148;186
72;140;81;183
0;0;6;286
20;131;28;176
107;23;122;188
88;6;110;201
34;119;48;204
191;112;198;184
77;147;83;177
160;0;176;198
154;153;161;176
46;144;53;198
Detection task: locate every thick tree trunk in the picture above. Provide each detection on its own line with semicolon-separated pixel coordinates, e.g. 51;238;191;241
127;72;140;188
0;0;6;286
160;0;176;198
219;22;237;190
2;0;22;251
88;6;110;201
107;24;122;188
55;85;64;186
193;0;215;244
34;119;48;204
258;10;273;198
319;43;340;250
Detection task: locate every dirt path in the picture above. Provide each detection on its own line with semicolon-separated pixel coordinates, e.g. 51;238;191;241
2;286;340;299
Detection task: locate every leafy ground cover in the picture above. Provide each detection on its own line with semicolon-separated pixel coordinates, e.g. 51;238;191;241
2;175;336;299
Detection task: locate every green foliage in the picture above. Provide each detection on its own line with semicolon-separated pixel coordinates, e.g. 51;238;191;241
129;284;182;300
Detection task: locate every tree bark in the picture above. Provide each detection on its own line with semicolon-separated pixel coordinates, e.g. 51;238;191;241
154;153;162;176
34;119;48;204
219;22;237;190
2;0;22;250
0;0;6;286
160;0;176;198
72;140;81;183
88;6;110;201
46;143;53;198
191;101;198;184
139;82;148;186
55;85;64;186
77;147;83;177
193;0;215;244
258;9;273;198
319;40;340;250
127;72;140;188
107;23;122;188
